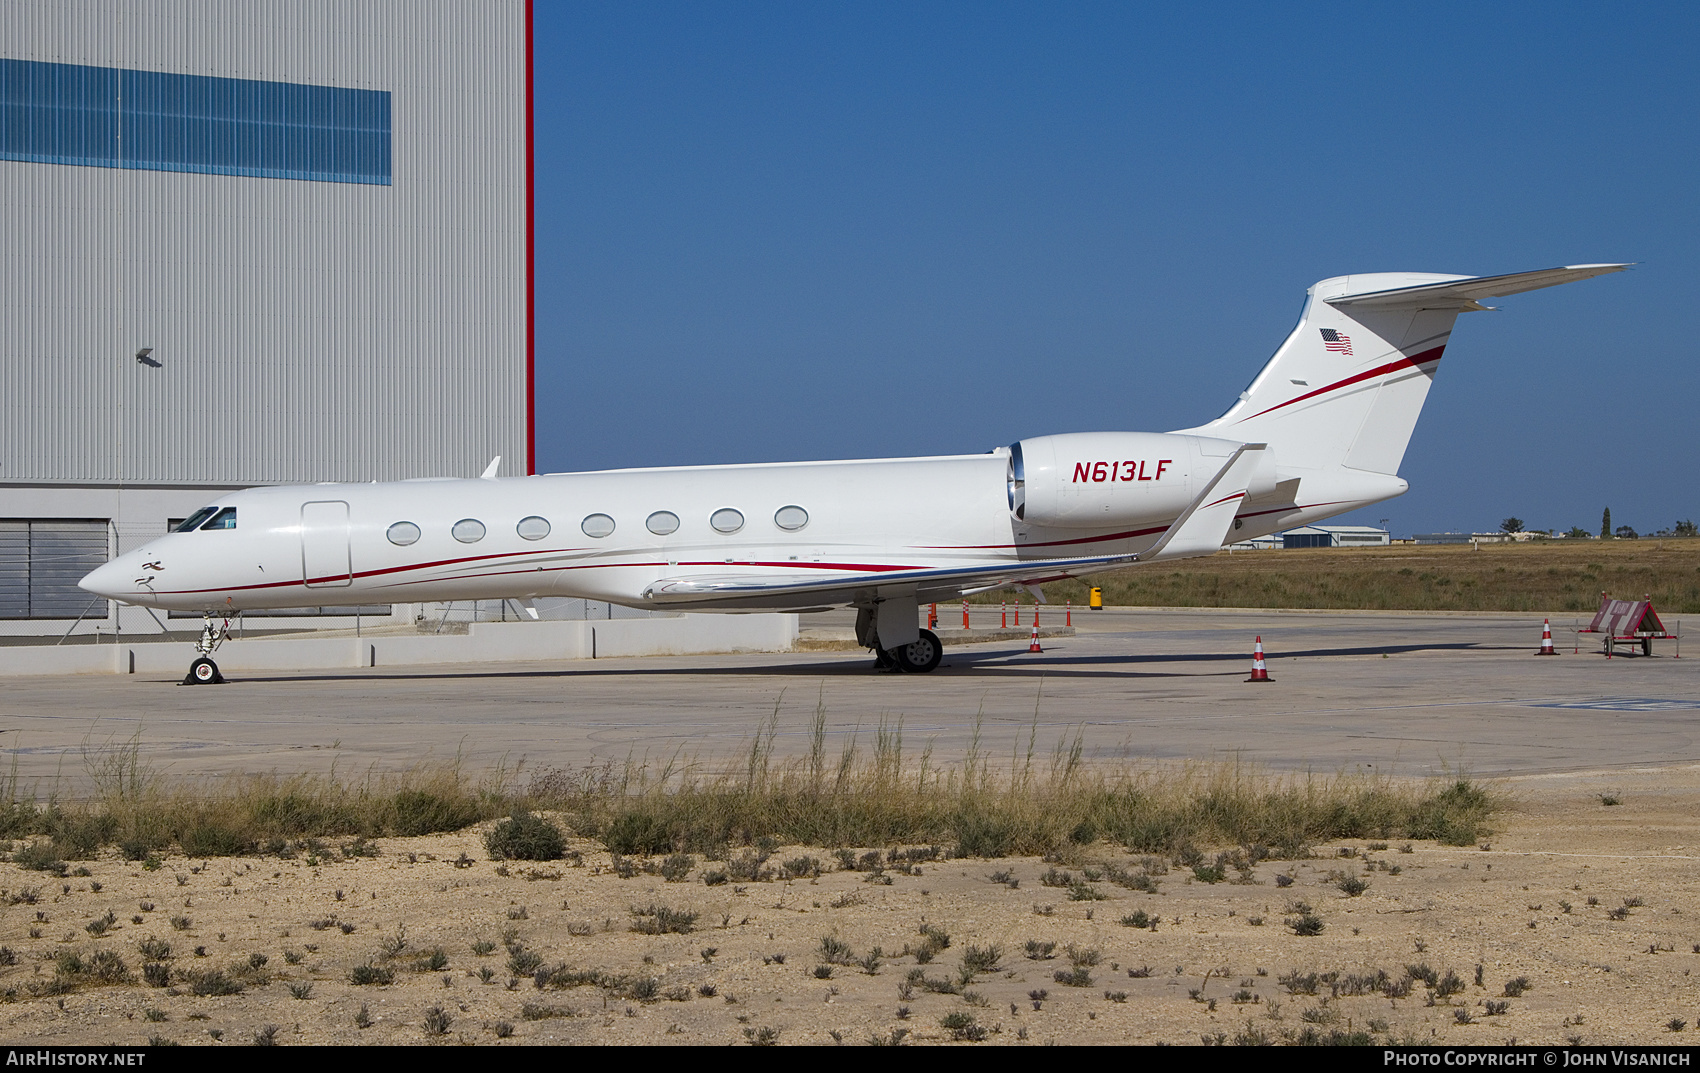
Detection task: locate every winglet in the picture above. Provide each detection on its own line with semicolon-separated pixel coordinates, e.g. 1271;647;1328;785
480;456;502;480
1141;444;1267;562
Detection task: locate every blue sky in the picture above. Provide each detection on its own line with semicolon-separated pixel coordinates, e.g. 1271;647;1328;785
532;2;1696;537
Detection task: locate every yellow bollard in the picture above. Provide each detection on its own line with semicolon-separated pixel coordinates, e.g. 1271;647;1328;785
1089;587;1103;610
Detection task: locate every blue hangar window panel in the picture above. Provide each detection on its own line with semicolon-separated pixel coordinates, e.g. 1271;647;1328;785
0;58;390;185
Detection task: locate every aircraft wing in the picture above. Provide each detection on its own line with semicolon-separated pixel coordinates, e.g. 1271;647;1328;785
1327;264;1630;311
1141;443;1266;561
642;550;1141;607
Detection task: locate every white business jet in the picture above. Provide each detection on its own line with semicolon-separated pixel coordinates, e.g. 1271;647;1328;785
81;264;1627;683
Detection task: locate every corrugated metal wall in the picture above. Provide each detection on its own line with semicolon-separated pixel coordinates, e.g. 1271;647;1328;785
0;0;527;485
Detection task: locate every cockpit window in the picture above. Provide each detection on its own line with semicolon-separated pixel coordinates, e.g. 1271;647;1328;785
201;507;238;531
174;507;220;532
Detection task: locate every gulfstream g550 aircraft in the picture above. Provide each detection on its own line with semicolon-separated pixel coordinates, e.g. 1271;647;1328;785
81;264;1627;682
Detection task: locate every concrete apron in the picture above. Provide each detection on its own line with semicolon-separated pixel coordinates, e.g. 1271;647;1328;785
0;615;800;677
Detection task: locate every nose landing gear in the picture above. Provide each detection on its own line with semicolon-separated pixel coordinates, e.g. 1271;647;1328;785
182;614;231;685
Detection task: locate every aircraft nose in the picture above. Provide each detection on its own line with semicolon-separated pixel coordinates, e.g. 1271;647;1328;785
78;558;131;600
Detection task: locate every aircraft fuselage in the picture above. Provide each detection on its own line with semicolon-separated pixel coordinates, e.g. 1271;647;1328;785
79;437;1388;616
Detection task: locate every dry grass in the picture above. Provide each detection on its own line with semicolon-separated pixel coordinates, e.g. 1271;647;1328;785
0;714;1502;865
992;539;1700;613
543;713;1499;858
0;736;505;859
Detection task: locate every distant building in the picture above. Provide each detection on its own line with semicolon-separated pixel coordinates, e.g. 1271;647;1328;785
1282;525;1391;549
1228;525;1390;550
1411;532;1541;544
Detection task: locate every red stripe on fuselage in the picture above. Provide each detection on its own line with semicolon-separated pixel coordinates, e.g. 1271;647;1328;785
149;547;583;596
1235;500;1349;520
146;552;926;597
369;559;926;591
1239;345;1444;422
923;525;1168;551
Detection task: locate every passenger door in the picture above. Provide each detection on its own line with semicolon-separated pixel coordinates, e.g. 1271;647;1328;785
301;501;352;588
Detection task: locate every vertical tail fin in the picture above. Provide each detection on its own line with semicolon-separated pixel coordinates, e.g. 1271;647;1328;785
1176;265;1629;475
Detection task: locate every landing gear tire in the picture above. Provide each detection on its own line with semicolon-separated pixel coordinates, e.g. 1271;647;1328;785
185;657;223;685
872;646;898;671
888;629;943;674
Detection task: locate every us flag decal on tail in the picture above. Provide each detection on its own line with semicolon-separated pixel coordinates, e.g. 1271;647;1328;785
1319;328;1352;355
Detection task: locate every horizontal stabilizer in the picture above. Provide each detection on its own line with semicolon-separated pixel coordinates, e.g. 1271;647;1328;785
1327;264;1630;311
1141;444;1266;562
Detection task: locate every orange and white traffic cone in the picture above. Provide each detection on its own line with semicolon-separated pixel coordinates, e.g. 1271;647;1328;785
1245;635;1273;683
1028;624;1043;653
928;603;938;629
1536;618;1558;656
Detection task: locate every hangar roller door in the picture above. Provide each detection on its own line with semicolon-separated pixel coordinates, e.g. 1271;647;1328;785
0;520;110;618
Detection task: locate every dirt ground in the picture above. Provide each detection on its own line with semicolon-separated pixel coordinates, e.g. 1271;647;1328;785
3;765;1699;1047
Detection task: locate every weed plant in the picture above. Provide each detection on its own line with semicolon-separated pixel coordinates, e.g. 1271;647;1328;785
939;1011;987;1042
961;944;1002;974
486;812;565;861
629;905;698;935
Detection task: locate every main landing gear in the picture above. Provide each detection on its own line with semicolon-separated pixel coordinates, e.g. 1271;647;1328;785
856;605;942;673
886;629;943;673
182;614;230;685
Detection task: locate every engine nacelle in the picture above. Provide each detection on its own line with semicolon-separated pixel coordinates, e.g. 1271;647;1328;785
1009;432;1275;529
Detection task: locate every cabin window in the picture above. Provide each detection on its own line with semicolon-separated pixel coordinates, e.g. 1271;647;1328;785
386;521;421;546
581;513;615;538
774;505;809;531
710;508;744;534
451;518;486;543
516;516;551;541
201;507;237;530
173;506;219;532
646;511;680;536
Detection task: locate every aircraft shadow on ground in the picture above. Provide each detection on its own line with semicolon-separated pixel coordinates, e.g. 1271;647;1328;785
217;641;1496;686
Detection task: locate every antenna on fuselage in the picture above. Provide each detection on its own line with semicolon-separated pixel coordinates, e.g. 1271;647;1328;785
480;456;501;480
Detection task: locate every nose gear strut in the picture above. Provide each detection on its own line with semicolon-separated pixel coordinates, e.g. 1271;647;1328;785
183;613;231;685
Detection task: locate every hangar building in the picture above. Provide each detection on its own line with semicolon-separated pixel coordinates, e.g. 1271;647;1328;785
0;0;532;636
